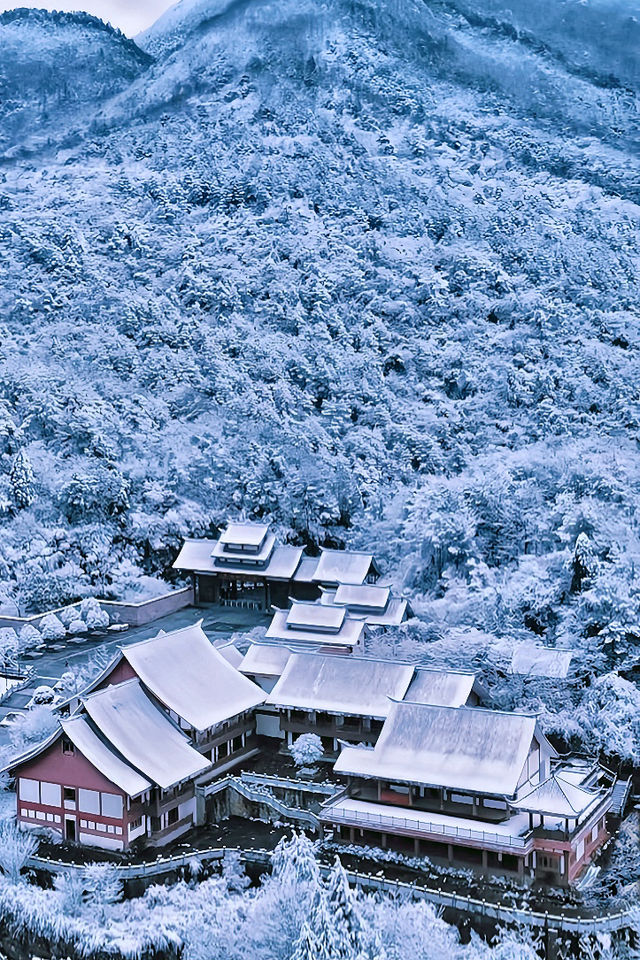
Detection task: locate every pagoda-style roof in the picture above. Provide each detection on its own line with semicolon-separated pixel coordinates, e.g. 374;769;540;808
403;667;476;708
173;538;304;581
60;715;152;797
515;772;603;819
265;607;365;648
219;521;270;548
332;584;390;610
286;601;346;633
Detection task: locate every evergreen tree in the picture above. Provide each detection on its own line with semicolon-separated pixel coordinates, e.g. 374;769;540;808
9;450;35;510
325;856;368;959
271;831;319;885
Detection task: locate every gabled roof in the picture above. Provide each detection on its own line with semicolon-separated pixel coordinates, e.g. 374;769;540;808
173;538;303;580
333;584;390;610
214;640;244;669
267;653;415;719
335;702;545;797
515;772;602;819
219;521;270;547
239;641;292;678
121;622;265;730
286;601;346;633
312;549;377;585
60;715;152;797
292;556;320;583
510;645;573;680
265;608;365;648
403;668;476;708
81;679;210;791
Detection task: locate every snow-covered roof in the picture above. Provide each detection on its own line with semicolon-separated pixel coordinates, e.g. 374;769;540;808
173;539;303;580
510;645;573;680
214;640;244;668
359;598;408;626
403;668;476;708
267;654;415;718
265;609;365;648
335;703;540;797
60;715;152;797
212;532;276;563
320;587;407;625
122;622;265;730
219;521;270;547
286;601;346;633
321;797;531;846
81;679;210;790
292;557;320;583
312;549;376;585
239;642;292;678
333;584;390;610
515;773;603;819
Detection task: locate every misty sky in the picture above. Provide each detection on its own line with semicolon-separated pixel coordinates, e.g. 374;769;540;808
0;0;176;35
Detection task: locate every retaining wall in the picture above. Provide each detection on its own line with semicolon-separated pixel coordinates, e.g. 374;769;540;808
0;586;194;631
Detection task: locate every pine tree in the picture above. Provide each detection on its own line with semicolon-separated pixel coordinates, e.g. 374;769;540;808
325;856;367;959
271;831;319;885
292;920;330;960
9;450;35;510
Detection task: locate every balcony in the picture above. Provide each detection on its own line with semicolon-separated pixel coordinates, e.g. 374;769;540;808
322;798;534;854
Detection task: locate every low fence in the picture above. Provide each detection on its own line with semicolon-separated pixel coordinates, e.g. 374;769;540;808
25;846;636;937
240;772;339;797
0;586;194;632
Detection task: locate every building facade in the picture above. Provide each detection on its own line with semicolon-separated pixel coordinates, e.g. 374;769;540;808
321;701;613;887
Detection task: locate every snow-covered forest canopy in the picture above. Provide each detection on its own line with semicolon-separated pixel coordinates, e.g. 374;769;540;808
0;0;639;738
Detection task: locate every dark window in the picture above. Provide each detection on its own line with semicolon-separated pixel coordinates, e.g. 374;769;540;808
62;738;74;755
233;735;243;752
150;816;161;832
167;806;179;826
218;741;229;760
63;787;76;803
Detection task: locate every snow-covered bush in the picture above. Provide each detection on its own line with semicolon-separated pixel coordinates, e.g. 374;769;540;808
79;597;109;630
31;685;55;705
290;734;323;769
68;618;86;635
8;705;58;751
59;606;78;628
0;822;38;883
83;862;122;920
38;614;65;642
54;870;85;912
18;623;40;647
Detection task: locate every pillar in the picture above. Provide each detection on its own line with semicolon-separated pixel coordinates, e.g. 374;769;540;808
447;844;454;864
414;838;420;856
381;833;387;849
481;850;488;874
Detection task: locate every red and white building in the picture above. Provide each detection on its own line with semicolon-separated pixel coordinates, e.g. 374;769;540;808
6;622;265;850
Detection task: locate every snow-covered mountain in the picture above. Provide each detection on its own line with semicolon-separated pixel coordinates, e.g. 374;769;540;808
0;8;152;157
0;0;639;704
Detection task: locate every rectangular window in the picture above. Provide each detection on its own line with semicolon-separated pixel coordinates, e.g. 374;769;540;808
20;809;27;817
101;793;123;819
576;839;585;861
78;789;100;815
80;820;87;828
46;813;54;822
129;816;143;831
115;826;122;835
19;779;39;803
167;806;179;825
40;782;61;807
54;815;61;824
36;810;45;820
63;787;76;804
88;821;95;830
107;825;115;834
96;823;107;832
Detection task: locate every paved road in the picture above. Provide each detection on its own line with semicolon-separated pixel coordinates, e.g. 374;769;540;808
0;605;264;733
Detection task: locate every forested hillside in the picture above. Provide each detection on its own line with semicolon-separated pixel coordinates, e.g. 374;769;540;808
0;0;639;752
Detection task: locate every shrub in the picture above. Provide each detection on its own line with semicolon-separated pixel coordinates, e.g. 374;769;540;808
0;822;38;883
68;619;87;635
39;614;65;641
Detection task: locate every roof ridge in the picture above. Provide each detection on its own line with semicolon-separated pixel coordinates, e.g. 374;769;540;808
122;619;205;652
390;699;539;719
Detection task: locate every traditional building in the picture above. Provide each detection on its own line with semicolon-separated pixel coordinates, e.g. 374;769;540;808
319;583;409;626
173;523;304;609
267;653;480;753
7;623;266;850
321;701;613;886
173;524;383;608
8;681;210;850
510;644;573;680
265;601;366;652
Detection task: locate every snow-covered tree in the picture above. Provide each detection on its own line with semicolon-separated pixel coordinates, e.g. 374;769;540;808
83;862;122;918
290;733;324;769
54;869;86;911
9;450;35;510
0;822;38;883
